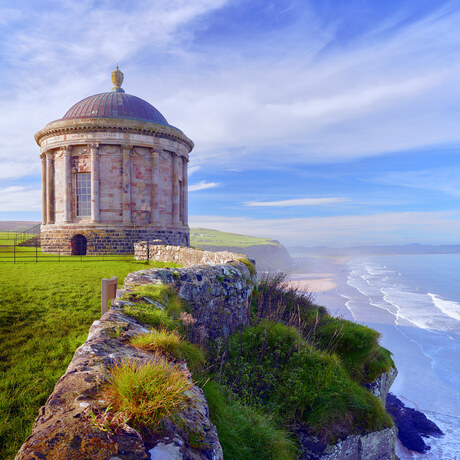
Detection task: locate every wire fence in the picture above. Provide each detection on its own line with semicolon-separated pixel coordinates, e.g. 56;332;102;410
0;231;132;263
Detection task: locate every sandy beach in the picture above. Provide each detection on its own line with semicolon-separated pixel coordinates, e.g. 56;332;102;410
287;255;354;319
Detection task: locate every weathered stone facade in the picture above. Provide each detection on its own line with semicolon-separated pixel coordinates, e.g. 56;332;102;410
36;68;193;255
42;227;189;255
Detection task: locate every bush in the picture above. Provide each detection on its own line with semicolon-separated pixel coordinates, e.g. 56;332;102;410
131;329;205;374
202;381;298;460
100;359;192;430
314;316;394;383
253;273;393;385
211;321;392;442
253;273;326;334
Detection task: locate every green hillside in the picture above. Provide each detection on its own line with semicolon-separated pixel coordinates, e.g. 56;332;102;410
190;228;280;248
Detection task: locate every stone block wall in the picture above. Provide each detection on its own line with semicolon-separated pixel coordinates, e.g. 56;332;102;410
134;240;250;266
122;257;256;342
41;227;189;255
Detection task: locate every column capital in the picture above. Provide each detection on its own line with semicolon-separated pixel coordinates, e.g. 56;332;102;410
61;145;73;156
45;150;54;160
88;143;99;155
122;144;133;154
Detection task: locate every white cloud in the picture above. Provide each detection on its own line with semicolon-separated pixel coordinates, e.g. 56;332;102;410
189;211;460;246
189;180;220;192
244;197;348;207
0;186;41;212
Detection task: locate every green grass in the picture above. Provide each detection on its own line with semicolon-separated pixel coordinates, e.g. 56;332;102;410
100;359;192;430
202;381;298;460
190;228;279;248
314;316;395;384
210;321;393;443
131;329;205;374
0;258;176;460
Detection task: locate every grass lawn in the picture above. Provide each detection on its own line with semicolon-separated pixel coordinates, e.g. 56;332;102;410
190;228;279;248
0;257;177;460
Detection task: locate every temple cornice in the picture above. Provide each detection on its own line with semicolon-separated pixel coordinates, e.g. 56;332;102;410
35;118;194;152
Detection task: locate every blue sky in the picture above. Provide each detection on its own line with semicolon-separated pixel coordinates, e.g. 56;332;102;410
1;0;460;246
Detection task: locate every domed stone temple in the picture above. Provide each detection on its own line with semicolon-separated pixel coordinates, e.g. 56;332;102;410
36;67;193;255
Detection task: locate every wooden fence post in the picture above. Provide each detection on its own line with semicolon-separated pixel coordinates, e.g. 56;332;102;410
101;276;118;317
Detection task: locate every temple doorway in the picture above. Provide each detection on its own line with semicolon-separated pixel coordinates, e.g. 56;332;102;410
71;234;87;255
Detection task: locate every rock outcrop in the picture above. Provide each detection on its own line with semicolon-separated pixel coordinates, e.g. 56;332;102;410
366;367;398;404
386;393;443;453
15;308;223;460
298;426;397;460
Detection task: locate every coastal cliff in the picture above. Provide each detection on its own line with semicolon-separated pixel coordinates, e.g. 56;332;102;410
190;227;293;271
16;246;396;460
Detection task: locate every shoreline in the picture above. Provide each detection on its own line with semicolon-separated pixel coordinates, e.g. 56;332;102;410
287;253;458;459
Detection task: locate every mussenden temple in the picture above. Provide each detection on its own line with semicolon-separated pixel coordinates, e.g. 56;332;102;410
35;67;193;255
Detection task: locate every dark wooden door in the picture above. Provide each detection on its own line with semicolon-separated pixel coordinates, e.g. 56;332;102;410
71;235;87;255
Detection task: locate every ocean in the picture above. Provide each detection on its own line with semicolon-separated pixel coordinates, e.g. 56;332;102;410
316;254;460;459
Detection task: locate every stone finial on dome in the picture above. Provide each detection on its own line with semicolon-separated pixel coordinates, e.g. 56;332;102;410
111;65;125;93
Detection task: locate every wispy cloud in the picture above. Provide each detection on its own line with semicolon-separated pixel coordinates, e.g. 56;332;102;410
188;165;201;176
189;180;220;192
375;167;460;197
0;186;41;212
244;197;348;207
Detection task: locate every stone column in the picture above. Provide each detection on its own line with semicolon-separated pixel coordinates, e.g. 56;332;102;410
122;145;132;223
172;152;180;225
150;148;160;225
63;146;72;223
41;154;47;224
46;151;54;224
90;144;100;223
182;157;188;226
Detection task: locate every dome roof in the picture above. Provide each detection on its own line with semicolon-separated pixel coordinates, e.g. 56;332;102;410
62;91;169;126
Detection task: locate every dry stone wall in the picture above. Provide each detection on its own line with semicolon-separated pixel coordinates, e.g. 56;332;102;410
15;309;223;460
122;259;256;342
134;241;250;266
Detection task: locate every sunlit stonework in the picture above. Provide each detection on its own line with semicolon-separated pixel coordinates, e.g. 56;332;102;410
35;67;193;255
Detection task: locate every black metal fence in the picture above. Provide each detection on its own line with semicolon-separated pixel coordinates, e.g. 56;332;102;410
0;228;131;263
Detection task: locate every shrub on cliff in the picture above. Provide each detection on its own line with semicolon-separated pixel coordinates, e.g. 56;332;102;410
314;316;394;384
253;273;394;385
252;273;326;333
210;321;393;443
